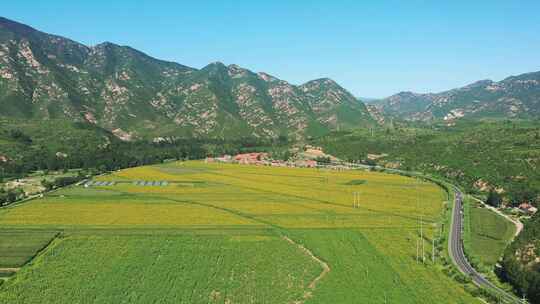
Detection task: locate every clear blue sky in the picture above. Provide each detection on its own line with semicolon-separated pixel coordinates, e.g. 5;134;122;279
3;1;540;97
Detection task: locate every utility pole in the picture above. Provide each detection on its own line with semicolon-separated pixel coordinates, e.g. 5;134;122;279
416;239;419;263
421;213;425;263
352;191;360;208
417;178;425;263
432;238;436;263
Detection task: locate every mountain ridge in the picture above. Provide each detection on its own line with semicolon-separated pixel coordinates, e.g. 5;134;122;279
375;71;540;122
0;16;375;140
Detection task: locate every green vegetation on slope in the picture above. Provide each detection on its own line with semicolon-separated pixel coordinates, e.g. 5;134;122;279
0;17;375;140
376;71;540;121
0;118;290;182
499;215;540;302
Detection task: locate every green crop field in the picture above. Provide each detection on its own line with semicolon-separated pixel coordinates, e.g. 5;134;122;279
0;161;481;303
465;199;516;270
0;230;58;269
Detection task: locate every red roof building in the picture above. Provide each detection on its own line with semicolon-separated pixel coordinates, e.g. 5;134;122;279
234;153;268;165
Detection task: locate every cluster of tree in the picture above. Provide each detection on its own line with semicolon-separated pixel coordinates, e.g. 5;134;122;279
505;182;539;207
6;129;32;144
486;190;503;208
498;214;540;302
0;187;25;207
314;156;331;164
41;175;86;191
0;119;293;207
0;137;288;180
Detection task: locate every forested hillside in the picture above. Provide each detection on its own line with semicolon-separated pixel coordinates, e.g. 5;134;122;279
0;119;289;182
500;215;540;302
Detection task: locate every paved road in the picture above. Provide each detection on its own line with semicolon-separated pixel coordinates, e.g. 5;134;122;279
449;188;523;303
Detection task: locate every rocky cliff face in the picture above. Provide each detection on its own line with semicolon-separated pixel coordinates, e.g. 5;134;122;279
0;17;375;140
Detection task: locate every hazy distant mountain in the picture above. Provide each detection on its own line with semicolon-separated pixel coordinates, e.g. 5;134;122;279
357;97;381;104
0;17;375;140
374;73;540;122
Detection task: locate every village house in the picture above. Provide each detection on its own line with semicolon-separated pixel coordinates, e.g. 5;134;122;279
234;152;269;165
518;203;538;215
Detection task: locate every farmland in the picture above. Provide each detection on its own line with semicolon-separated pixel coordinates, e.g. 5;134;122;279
464;199;516;270
0;161;481;303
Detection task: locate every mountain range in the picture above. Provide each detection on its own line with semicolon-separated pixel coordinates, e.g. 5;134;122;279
1;16;539;141
0;17;376;141
373;72;540;122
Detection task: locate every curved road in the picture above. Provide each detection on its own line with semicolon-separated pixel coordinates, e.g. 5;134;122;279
323;162;523;302
449;188;523;303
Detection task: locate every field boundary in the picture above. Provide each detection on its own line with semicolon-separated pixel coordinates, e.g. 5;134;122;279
469;196;522;238
282;236;330;302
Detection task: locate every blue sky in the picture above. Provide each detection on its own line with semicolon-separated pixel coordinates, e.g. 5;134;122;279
3;1;540;97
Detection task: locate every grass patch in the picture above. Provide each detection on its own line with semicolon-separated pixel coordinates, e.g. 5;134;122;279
344;179;367;185
467;201;516;269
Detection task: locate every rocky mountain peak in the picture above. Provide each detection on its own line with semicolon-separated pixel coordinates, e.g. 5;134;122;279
257;72;278;82
462;79;493;89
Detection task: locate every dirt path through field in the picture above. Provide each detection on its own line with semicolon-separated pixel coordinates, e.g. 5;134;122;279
282;236;330;303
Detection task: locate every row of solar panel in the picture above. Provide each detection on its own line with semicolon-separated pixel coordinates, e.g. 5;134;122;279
85;181;115;186
132;181;169;186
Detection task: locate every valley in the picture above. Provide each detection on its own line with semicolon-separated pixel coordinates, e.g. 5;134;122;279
0;10;539;304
